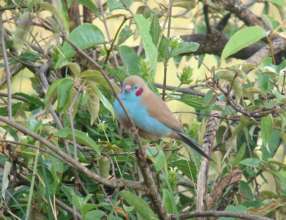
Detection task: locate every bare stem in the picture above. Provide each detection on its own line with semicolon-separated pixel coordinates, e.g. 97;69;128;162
0;13;12;120
162;0;173;101
171;210;273;220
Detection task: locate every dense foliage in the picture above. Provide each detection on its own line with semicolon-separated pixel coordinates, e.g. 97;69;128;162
0;0;286;219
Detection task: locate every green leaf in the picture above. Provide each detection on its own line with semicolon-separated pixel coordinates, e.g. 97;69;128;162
56;128;101;154
158;36;170;61
119;46;141;75
120;190;158;220
171;41;199;57
180;94;204;109
258;74;273;92
84;210;106;220
150;14;161;45
171;159;197;180
67;62;81;76
269;0;285;7
221;26;267;59
231;143;246;166
107;0;133;11
57;78;73;112
78;0;98;14
80;70;111;91
55;23;105;68
163;189;177;213
274;170;286;195
153;149;166;172
261;115;273;145
86;91;100;125
45;79;62;105
118;26;132;45
87;82;115;118
14;92;44;109
177;66;193;85
262;129;280;159
134;15;158;75
239;181;253;201
219;205;247;220
240;158;261;167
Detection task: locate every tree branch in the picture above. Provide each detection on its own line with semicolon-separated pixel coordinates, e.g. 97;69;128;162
136;149;169;220
196;110;221;218
212;0;270;29
181;31;264;59
171;210;273;220
0;12;12;120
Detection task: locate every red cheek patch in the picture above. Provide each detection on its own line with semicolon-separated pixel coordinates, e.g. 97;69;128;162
135;87;143;96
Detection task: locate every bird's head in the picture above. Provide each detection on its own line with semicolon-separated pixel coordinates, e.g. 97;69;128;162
121;75;147;98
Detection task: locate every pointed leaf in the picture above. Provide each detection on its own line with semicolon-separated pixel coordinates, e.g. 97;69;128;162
55;24;105;68
119;46;140;75
221;26;267;59
56;128;101;154
120;190;158;220
57;78;73;112
134;15;158;75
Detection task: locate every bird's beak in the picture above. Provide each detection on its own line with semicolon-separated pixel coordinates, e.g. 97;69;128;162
124;84;132;93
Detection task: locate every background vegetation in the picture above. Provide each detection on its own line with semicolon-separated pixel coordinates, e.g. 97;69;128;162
0;0;286;219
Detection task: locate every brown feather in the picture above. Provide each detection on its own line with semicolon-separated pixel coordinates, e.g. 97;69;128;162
140;91;183;132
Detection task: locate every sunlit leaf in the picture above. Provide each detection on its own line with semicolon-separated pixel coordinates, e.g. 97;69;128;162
78;0;98;14
86;91;100;125
240;158;261;167
134;15;158;75
107;0;133;11
221;26;267;59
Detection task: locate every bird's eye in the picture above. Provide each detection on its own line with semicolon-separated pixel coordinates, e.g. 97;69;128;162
133;85;138;89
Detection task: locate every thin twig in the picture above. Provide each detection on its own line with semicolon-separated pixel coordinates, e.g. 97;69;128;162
104;17;127;64
0;12;12;120
155;83;204;97
196;110;221;218
203;4;211;33
162;0;173;101
97;0;119;66
171;210;273;220
56;199;82;219
0;116;145;191
25;144;40;220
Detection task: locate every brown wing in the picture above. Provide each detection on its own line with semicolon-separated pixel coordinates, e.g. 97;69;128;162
141;91;183;131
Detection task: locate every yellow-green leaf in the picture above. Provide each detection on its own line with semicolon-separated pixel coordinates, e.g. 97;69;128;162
221;26;267;59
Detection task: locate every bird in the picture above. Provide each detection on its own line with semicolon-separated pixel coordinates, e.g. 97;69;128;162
113;75;210;160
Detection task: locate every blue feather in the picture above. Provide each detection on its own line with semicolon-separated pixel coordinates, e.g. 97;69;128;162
113;90;172;136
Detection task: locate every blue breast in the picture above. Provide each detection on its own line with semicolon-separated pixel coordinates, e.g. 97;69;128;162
113;93;172;137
